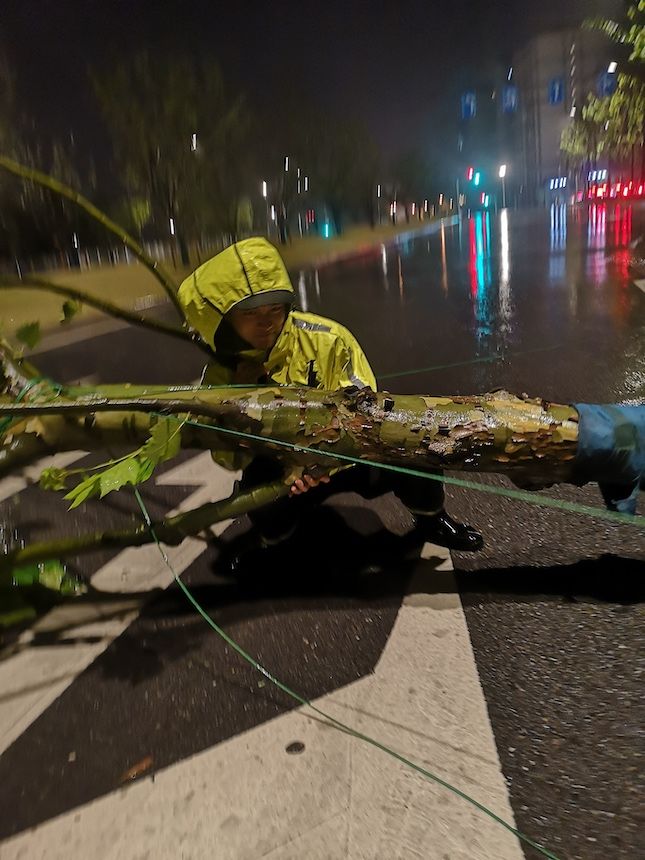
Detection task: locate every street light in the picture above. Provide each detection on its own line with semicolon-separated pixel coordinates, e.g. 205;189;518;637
261;181;269;235
498;164;507;208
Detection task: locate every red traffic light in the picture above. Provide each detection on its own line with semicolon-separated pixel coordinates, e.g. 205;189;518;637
467;167;474;181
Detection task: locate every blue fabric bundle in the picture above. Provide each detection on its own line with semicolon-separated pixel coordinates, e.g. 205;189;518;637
574;404;645;515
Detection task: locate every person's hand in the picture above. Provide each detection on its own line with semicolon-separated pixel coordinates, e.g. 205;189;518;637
290;470;331;496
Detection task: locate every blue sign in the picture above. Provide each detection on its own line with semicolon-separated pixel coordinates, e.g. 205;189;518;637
548;77;565;105
502;85;518;114
597;71;617;98
461;92;476;120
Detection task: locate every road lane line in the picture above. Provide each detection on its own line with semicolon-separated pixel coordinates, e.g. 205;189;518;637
1;545;524;859
28;317;132;355
0;452;235;755
0;451;86;504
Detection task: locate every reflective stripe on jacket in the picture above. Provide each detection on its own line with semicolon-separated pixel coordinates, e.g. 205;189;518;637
178;237;376;469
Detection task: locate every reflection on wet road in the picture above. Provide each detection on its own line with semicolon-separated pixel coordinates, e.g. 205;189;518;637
299;205;645;405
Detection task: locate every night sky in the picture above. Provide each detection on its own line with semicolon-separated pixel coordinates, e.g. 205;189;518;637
1;0;620;166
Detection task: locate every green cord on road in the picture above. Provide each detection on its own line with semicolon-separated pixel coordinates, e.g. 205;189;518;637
163;413;645;529
133;487;562;860
378;343;561;381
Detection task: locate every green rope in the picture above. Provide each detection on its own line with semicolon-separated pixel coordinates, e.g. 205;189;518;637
133;488;562;860
162;413;645;529
378;344;561;381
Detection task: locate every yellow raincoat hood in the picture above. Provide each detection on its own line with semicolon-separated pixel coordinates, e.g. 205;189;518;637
178;237;294;349
177;237;376;470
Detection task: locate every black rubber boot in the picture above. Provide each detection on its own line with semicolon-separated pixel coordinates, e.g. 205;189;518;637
414;511;483;552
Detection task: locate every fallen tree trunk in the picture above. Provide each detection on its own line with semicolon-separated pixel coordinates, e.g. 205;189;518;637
2;339;643;577
1;381;580;484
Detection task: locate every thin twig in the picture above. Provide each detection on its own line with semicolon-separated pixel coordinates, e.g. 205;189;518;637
0;479;288;578
0;277;214;358
0;155;187;321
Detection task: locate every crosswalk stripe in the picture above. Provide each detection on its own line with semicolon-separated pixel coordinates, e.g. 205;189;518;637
1;545;524;859
0;452;234;755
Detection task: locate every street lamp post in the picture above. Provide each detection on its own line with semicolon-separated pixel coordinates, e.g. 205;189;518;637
498;164;507;209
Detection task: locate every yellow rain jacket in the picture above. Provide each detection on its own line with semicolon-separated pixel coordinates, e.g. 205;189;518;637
178;237;376;469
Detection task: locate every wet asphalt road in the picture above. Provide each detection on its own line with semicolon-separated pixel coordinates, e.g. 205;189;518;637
3;205;645;859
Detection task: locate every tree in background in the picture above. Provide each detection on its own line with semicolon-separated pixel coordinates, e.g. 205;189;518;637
0;55;99;260
560;111;602;166
262;94;381;238
92;52;253;261
584;73;645;159
561;1;645;174
586;1;645;65
389;150;434;220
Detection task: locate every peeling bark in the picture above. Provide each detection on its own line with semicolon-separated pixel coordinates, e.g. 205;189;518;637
1;383;580;485
1;338;584;573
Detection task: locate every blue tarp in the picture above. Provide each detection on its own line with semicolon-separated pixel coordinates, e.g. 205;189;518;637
574;404;645;515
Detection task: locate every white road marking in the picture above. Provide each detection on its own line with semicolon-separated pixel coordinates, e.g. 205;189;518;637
0;451;86;504
1;546;524;860
0;452;235;754
28;317;132;355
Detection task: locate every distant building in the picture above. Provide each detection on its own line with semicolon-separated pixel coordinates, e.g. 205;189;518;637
513;26;615;204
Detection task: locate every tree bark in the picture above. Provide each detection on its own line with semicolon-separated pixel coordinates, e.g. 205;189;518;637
1;381;580;485
1;336;587;571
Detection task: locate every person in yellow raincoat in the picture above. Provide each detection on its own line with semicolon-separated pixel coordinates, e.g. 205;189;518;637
179;237;482;570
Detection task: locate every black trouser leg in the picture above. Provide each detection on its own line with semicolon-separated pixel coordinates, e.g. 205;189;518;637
354;466;446;517
240;458;302;542
241;459;445;542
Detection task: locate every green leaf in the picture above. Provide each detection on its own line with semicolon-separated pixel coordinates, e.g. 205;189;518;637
98;457;141;497
61;299;82;324
39;560;86;595
15;321;41;349
64;474;101;509
39;466;69;491
136;457;156;483
142;417;182;466
10;560;87;596
61;419;182;509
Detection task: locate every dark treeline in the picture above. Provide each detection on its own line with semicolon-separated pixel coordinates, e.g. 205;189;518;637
0;49;438;262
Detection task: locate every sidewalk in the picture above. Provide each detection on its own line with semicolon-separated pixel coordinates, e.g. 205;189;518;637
2;216;454;337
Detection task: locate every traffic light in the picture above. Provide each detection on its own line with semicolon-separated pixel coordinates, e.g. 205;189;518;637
474;171;481;186
467;166;474;181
